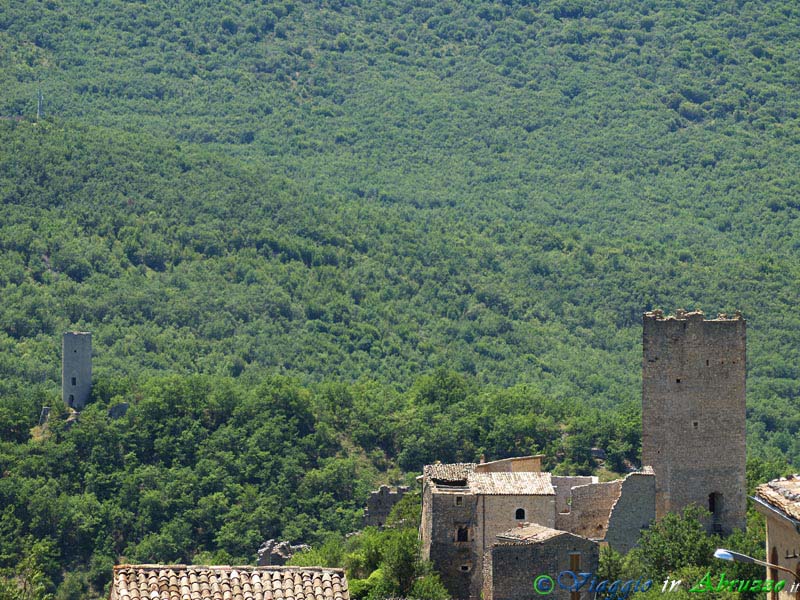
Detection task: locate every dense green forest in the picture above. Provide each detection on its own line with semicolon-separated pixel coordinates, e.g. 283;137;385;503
1;0;800;597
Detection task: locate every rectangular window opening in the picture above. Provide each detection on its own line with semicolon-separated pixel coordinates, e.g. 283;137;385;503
456;526;469;543
570;554;581;600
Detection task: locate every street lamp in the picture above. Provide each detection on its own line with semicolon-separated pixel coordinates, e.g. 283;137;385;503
714;548;797;578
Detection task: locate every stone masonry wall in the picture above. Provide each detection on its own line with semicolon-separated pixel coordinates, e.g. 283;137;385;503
428;489;478;600
642;311;746;535
364;485;408;527
555;481;621;540
472;495;555;598
605;472;656;554
763;513;800;600
62;331;92;410
551;476;597;514
483;535;599;600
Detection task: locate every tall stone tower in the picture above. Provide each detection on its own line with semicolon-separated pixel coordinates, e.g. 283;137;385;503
62;331;92;410
642;310;746;535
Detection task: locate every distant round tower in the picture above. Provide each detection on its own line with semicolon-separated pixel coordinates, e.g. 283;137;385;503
641;310;746;535
62;331;92;410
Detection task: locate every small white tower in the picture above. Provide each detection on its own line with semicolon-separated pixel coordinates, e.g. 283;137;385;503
62;332;92;410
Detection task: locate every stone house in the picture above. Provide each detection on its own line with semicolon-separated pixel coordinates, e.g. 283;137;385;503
419;457;654;599
420;310;747;599
108;564;349;600
753;476;800;599
483;523;600;600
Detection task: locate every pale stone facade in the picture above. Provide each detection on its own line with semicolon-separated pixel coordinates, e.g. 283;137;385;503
754;476;800;600
642;310;746;535
420;461;654;599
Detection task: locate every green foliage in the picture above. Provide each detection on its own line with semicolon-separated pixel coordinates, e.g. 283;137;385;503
0;0;799;596
626;506;717;583
386;491;422;529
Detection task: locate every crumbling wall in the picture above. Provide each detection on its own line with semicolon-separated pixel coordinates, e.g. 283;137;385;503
555;480;621;540
605;470;656;554
364;485;409;527
551;476;596;514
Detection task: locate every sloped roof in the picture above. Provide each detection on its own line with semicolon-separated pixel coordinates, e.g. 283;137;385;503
755;476;800;521
424;462;476;484
109;565;349;600
467;471;554;495
495;523;567;544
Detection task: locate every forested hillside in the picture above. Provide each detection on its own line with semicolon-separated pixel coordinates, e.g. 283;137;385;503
1;0;800;597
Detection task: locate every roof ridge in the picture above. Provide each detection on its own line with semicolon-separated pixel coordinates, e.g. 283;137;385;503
113;564;346;573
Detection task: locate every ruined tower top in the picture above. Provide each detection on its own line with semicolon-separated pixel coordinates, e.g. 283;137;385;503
62;331;92;411
643;308;744;322
641;310;746;535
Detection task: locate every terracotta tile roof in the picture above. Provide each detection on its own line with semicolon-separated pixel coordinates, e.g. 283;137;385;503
108;565;349;600
755;475;800;521
467;471;554;495
424;462;476;484
495;523;568;544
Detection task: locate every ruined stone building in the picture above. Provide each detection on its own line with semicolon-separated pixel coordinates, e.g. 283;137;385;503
419;309;749;599
642;310;746;535
419;456;655;599
364;485;409;527
753;476;800;599
62;331;92;410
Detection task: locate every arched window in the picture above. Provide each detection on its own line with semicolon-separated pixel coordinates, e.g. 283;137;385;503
515;508;526;520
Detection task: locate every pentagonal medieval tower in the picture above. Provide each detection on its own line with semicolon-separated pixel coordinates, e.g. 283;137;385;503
642;310;746;535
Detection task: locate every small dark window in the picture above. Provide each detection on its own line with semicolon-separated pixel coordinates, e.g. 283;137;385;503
693;421;699;429
515;508;526;520
68;395;74;407
456;526;469;542
676;378;681;383
71;377;76;386
709;492;723;518
460;564;471;572
706;360;709;366
455;496;463;506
